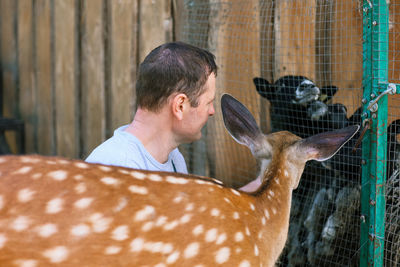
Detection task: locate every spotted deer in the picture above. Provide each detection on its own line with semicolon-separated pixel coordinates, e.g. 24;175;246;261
0;94;358;267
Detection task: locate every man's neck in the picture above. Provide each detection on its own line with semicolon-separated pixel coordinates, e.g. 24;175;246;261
124;108;178;164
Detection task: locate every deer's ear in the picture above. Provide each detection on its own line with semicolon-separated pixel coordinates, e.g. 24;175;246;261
221;94;264;150
297;125;359;161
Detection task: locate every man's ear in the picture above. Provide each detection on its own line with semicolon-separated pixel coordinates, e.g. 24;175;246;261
171;93;189;120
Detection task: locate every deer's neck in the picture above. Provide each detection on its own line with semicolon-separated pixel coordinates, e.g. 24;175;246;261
253;160;294;264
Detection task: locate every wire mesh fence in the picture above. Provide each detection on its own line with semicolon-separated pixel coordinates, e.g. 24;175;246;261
180;0;399;266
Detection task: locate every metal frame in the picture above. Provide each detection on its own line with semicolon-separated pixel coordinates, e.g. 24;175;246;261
361;0;390;266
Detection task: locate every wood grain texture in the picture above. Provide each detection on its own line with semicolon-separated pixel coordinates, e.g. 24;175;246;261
81;0;105;158
18;0;35;153
54;0;78;157
108;0;137;133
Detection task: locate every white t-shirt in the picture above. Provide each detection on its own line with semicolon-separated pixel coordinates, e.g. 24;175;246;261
85;125;188;174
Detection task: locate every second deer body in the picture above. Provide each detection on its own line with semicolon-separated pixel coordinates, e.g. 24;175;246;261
0;94;358;266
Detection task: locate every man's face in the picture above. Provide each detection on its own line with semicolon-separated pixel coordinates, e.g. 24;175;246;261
178;73;216;143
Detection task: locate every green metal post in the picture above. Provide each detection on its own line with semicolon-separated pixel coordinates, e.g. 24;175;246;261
360;0;389;266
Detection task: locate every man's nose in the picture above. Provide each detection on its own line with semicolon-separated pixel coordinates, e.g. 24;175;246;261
209;104;215;116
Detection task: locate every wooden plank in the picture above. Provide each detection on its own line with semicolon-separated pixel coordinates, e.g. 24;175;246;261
54;0;78;157
259;1;275;134
108;0;137;134
274;0;316;80
81;0;105;158
138;0;172;63
35;0;54;155
18;0;35;154
0;0;18;154
330;0;363;118
207;0;261;187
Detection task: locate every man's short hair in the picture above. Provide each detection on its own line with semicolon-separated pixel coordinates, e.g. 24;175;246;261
135;42;218;112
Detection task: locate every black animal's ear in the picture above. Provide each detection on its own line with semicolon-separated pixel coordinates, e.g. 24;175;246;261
253;77;276;101
296;125;359;161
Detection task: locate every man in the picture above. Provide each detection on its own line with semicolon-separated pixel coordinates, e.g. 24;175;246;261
86;41;260;192
86;42;217;174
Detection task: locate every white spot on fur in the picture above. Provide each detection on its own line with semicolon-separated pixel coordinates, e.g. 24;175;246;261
173;195;183;203
46;198;63;214
134;206;155;222
89;213;113;233
20;157;40;163
130;171;146;180
101;177;120;186
0;195;3;210
166;176;188;184
245;227;251;236
11;216;31;232
264;209;270;219
193;225;204;236
254;245;259;256
114;197;128;212
166;251;180;264
184;242;199;258
141;221;154;232
194;179;213;185
199;206;207;212
71;224;91;237
180;214;192;224
18;188;36;203
99;165;112;172
230;189;241;196
128;185;148;195
105;246;121;255
185;203;194;211
235;232;244;242
118;169;129;175
250;203;255;211
130;238;144;252
56;159;70;164
261;217;266;225
164;220;179;231
13;166;32;175
43;246;69;263
74;197;93;209
155;216;168;227
112;225;129;241
269;190;275;197
215;247;230;264
212;178;223;185
272;207;277;214
13;259;38;267
211;208;220;217
0;233;7;248
239;260;251;267
73;174;83;180
223;197;231;204
233;212;240;220
48;170;67;181
32;173;42;179
284;170;289;177
216;233;227;244
148;174;162;182
36;223;58;238
205;228;218;242
75;162;89;169
75;183;87;194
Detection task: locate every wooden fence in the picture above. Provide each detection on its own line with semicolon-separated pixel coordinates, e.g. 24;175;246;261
1;0;400;186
